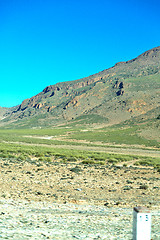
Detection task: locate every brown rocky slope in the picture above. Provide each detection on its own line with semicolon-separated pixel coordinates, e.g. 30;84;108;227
1;46;160;128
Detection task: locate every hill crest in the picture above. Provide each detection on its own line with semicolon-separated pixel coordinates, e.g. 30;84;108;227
1;46;160;128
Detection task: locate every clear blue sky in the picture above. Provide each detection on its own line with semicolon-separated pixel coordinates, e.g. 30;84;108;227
0;0;160;107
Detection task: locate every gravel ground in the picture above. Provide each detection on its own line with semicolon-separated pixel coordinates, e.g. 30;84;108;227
0;199;159;240
0;158;159;239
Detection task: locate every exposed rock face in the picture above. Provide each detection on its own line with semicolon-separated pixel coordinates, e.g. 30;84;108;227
1;46;160;127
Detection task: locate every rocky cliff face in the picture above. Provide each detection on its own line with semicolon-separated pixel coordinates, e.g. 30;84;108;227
1;46;160;128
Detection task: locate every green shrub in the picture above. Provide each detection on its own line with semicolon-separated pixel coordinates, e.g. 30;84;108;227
123;186;132;190
108;158;118;163
39;157;51;162
66;156;77;162
93;156;106;161
139;185;148;190
82;159;96;164
18;155;26;160
70;166;82;174
0;153;9;158
96;161;105;165
35;153;44;157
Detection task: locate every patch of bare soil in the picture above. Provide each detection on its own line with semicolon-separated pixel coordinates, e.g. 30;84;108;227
0;158;159;209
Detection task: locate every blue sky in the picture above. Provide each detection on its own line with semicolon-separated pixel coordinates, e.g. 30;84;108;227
0;0;160;107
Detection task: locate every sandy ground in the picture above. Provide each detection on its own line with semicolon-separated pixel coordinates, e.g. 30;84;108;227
0;157;159;209
0;199;159;239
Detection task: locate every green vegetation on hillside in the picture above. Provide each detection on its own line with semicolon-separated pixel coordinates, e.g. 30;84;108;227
67;127;160;148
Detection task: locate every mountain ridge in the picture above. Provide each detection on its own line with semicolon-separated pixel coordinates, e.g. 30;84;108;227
1;46;160;128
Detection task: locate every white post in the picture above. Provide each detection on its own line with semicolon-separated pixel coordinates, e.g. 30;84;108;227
133;206;151;240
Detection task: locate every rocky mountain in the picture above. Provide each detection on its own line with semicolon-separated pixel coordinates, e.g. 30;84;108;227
1;46;160;128
0;107;13;120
